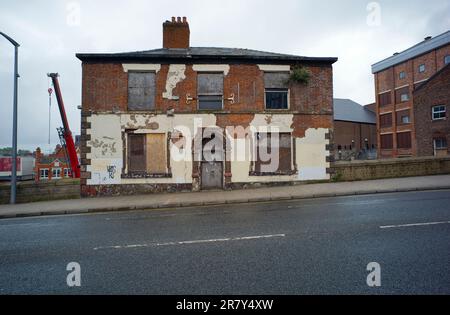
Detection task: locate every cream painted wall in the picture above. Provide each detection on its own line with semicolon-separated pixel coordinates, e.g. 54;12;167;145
86;113;330;186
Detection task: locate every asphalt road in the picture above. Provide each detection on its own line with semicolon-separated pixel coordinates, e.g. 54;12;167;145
1;190;449;294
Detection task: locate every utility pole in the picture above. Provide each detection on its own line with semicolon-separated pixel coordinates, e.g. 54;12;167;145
0;32;20;204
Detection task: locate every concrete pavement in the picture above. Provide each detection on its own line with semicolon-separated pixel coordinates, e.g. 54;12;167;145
0;174;449;219
1;190;450;294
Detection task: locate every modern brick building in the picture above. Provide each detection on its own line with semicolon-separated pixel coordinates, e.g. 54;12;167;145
372;30;450;158
76;17;337;197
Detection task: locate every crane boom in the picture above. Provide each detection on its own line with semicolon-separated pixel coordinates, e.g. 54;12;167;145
47;73;80;179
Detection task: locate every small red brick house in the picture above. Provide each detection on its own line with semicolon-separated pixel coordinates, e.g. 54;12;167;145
34;145;74;181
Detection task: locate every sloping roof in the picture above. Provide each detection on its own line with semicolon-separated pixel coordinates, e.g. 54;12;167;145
372;30;450;73
414;63;450;93
39;157;68;164
333;98;376;124
76;47;338;64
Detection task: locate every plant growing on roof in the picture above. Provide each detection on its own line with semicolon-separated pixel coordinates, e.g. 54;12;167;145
287;66;310;85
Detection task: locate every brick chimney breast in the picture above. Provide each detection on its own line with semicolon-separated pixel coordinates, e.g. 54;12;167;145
163;16;190;49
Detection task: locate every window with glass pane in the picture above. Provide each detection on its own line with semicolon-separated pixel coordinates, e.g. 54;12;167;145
434;138;447;149
52;168;61;179
198;73;223;110
445;55;450;65
419;64;425;73
40;169;49;179
432;105;446;120
399;71;406;79
264;72;289;109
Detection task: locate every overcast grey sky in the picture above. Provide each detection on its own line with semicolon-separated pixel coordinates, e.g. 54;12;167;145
1;0;449;152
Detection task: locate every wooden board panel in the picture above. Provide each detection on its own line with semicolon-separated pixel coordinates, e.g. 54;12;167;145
146;133;166;173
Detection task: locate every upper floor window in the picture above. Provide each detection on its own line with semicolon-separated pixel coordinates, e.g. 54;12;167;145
397;109;411;125
418;64;426;73
197;73;223;110
395;86;410;103
380;113;393;128
432;105;446;120
264;72;289;110
378;91;391;107
445;55;450;65
399;71;406;79
128;72;156;111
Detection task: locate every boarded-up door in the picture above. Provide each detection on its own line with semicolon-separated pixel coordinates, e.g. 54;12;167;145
201;162;223;189
146;133;166;173
128;134;146;173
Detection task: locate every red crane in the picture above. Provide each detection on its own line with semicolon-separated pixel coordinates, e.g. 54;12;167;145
47;73;80;178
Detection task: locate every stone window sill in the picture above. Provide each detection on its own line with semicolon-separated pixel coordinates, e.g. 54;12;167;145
121;173;172;179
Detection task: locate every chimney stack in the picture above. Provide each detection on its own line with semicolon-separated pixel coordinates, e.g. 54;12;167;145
163;16;190;49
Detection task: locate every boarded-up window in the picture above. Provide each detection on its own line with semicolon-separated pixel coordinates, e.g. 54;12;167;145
395;86;410;104
128;72;155;111
198;73;223;110
127;133;167;174
380;134;393;149
380;113;392;128
255;133;292;173
396;109;411;125
378;92;391;107
146;133;167;173
264;72;289;89
128;134;146;172
265;72;289;109
397;132;412;149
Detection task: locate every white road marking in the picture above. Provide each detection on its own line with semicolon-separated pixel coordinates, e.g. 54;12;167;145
380;221;450;229
93;234;285;251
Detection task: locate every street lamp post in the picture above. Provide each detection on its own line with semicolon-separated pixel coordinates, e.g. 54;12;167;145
0;32;20;204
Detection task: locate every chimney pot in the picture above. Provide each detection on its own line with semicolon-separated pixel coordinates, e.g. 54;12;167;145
163;17;190;49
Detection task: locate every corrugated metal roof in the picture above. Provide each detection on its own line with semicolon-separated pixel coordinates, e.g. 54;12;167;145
372;30;450;73
333;98;376;124
76;47;338;64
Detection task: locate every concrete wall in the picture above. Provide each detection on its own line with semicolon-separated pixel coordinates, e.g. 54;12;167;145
0;179;80;204
332;156;450;181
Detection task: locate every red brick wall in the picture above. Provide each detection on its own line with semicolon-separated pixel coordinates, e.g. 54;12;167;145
81;63;128;112
374;43;450;158
163;18;190;49
81;63;334;116
414;65;450;156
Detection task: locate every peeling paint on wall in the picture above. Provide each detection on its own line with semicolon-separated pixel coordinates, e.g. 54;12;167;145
162;64;186;100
